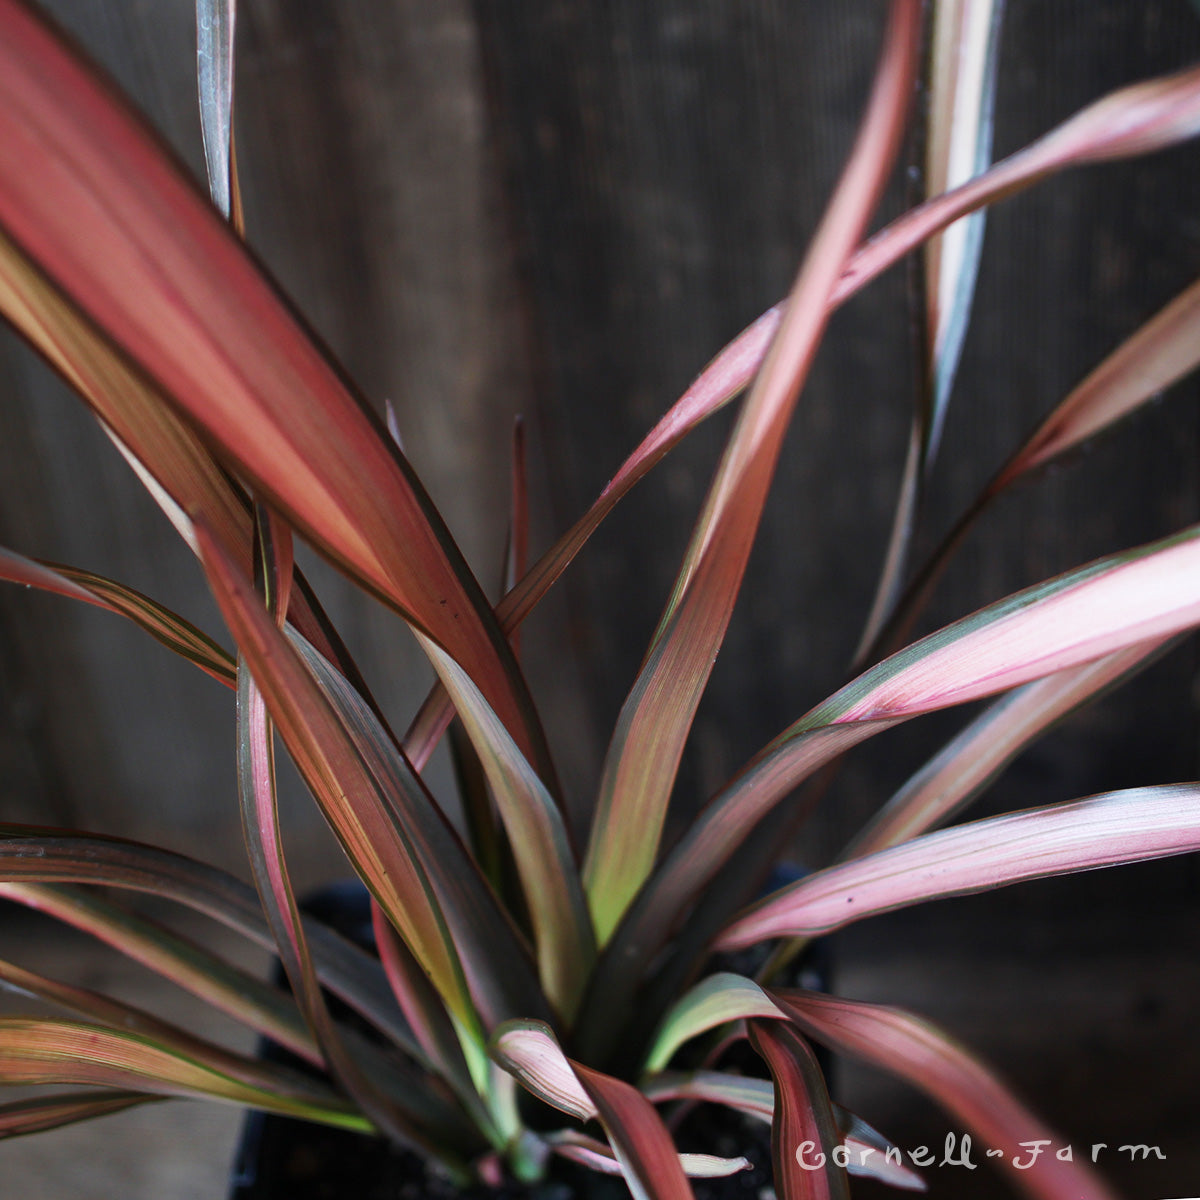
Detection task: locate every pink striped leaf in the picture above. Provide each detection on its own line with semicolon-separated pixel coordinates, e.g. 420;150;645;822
401;304;786;773
196;519;545;1037
0;225;391;717
0;0;552;780
544;1130;749;1179
404;56;1200;774
581;0;924;945
836;62;1200;305
0;1017;371;1132
234;510;472;1163
490;1021;596;1123
0;882;471;1146
641;1073;926;1192
0;828;416;1054
0;1091;161;1140
642;1070;775;1120
417;636;593;1021
0;955;327;1103
488;1022;709;1196
0;881;316;1065
994;272;1200;489
720;784;1200;947
748;1020;849;1200
771;991;1119;1200
857;0;1003;656
867;271;1200;667
0;546;234;687
597;524;1200;1010
571;1062;697;1200
842;639;1168;859
829;524;1200;724
644;972;785;1075
369;903;481;1108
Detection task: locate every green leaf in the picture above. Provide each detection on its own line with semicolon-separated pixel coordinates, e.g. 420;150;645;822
418;636;594;1020
643;973;785;1076
0;1018;371;1132
749;1020;849;1200
772;990;1119;1200
581;0;924;945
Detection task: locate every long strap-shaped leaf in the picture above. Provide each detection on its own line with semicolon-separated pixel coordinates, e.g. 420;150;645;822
0;827;416;1057
643;972;785;1076
234;510;480;1169
642;1073;927;1192
0;955;319;1101
0;881;317;1065
405;60;1200;773
0;0;553;784
0;1092;161;1140
418;636;594;1021
842;639;1169;859
720;783;1200;947
197;521;544;1041
857;0;1005;657
571;1063;697;1200
771;990;1119;1200
489;1021;695;1200
195;0;236;223
583;525;1200;1044
749;1020;850;1200
542;1131;748;1180
581;0;924;946
922;0;1004;461
0;546;235;687
863;272;1200;667
0;225;404;735
0;1017;370;1132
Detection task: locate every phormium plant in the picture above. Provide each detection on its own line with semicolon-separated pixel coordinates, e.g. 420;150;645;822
0;0;1198;1196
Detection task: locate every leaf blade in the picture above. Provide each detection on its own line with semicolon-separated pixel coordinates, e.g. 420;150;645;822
748;1020;850;1200
0;0;553;779
582;0;924;943
771;991;1119;1200
720;784;1200;946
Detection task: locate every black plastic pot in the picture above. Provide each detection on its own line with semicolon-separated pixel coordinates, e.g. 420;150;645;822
228;877;827;1200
